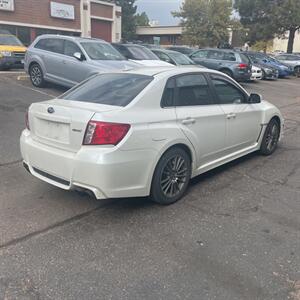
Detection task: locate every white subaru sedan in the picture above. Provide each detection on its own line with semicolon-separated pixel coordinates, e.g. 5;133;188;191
21;67;283;205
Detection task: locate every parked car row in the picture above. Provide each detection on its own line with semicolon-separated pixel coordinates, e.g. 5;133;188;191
159;47;299;81
1;31;297;88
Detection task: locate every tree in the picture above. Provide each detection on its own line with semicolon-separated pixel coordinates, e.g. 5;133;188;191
235;0;300;53
136;12;149;26
116;0;137;41
173;0;232;47
234;0;277;51
274;0;300;53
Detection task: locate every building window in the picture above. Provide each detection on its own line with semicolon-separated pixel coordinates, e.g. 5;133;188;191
0;25;30;46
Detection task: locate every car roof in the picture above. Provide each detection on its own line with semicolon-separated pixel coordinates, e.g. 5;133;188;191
125;66;219;77
35;34;106;43
152;49;181;55
197;48;239;53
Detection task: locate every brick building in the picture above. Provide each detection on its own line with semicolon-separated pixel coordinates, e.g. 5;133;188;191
136;26;183;46
0;0;121;45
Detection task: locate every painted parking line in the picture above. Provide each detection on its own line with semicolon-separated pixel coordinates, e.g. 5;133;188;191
6;79;56;98
17;75;29;81
0;71;25;74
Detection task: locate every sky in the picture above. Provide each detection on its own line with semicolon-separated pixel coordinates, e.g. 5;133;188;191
136;0;183;26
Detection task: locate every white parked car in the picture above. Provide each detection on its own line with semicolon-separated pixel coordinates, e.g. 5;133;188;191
21;67;283;205
251;65;263;80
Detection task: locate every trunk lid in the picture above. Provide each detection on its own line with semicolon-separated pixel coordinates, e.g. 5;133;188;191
29;99;120;152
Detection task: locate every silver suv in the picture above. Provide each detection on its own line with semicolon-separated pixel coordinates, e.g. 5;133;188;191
25;35;138;88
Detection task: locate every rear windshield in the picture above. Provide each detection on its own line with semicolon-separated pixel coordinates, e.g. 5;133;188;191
127;46;158;60
60;73;153;107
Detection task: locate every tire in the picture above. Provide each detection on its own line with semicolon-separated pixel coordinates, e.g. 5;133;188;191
261;69;266;80
29;63;45;87
260;119;280;156
220;69;233;78
294;66;300;78
151;147;191;205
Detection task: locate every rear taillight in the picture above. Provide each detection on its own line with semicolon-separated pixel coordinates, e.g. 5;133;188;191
83;121;130;145
25;111;30;130
238;63;248;69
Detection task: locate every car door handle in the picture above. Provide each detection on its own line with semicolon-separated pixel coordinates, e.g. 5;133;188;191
182;117;196;125
62;60;67;64
226;113;236;119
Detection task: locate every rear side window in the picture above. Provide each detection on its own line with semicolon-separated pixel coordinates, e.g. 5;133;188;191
208;50;224;60
161;78;175;107
223;52;236;61
35;38;64;54
60;74;153;107
176;74;212;106
191;50;208;59
240;53;251;64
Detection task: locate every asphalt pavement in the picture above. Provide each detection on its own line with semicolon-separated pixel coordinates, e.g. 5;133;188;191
0;72;299;300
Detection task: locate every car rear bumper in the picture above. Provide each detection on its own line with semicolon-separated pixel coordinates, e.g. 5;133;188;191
234;71;252;82
20;130;157;199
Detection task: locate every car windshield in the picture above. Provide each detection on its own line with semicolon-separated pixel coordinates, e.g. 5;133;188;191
127;46;158;60
80;42;125;60
0;35;23;46
60;73;153;107
171;52;195;65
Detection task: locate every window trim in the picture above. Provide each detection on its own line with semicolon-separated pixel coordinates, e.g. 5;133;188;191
160;72;217;108
34;37;65;55
207;74;249;105
63;40;84;58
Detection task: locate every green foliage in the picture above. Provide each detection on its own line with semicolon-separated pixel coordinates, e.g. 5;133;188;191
173;0;232;47
235;0;300;52
136;12;149;26
234;0;277;45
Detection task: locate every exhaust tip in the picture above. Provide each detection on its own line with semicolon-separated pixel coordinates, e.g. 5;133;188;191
23;162;30;173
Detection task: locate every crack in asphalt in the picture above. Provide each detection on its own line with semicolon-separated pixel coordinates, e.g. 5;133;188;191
0;160;22;168
0;199;119;251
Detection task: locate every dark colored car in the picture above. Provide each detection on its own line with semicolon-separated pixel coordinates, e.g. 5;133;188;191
189;48;252;81
167;46;196;55
246;52;293;78
151;48;198;66
245;53;279;80
111;43;172;66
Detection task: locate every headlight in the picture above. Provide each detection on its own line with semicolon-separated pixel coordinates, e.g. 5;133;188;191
0;51;12;57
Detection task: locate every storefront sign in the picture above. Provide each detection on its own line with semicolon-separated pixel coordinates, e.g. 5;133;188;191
50;2;75;20
0;0;14;11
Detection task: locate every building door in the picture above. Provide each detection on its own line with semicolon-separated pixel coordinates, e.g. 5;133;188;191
91;19;112;42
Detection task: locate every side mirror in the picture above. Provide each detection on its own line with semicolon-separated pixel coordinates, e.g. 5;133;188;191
248;93;262;103
73;52;85;61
